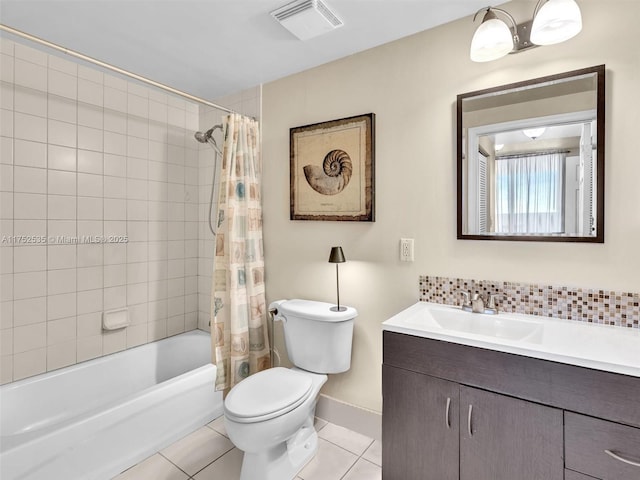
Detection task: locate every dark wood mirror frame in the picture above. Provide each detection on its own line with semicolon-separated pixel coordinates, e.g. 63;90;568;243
457;65;605;243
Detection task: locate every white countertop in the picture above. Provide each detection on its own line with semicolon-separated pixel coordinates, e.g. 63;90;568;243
382;302;640;378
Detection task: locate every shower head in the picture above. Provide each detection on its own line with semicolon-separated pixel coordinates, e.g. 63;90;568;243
195;124;223;156
194;129;212;143
194;124;223;146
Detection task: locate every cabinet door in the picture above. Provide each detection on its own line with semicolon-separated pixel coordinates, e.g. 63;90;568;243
460;386;563;480
382;365;459;480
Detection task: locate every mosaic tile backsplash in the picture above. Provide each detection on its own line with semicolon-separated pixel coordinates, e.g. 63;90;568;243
419;276;639;329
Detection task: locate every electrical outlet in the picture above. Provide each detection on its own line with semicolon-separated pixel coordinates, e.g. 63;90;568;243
400;238;414;262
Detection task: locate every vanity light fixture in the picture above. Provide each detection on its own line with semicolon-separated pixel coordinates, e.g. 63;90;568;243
328;246;346;312
470;0;583;62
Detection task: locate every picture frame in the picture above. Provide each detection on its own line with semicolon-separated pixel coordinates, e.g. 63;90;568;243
290;113;375;221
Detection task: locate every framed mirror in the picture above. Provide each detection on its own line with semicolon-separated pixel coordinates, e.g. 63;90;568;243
457;65;605;242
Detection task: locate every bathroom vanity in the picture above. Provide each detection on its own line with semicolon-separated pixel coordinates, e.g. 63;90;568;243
381;302;640;480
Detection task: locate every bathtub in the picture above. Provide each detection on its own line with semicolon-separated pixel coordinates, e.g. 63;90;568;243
0;330;223;480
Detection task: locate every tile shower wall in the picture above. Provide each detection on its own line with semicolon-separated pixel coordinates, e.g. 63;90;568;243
0;38;201;384
419;275;639;329
196;88;261;331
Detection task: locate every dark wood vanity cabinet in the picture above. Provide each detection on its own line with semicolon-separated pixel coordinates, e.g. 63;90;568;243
459;386;563;480
382;331;640;480
382;365;459;480
382;364;563;480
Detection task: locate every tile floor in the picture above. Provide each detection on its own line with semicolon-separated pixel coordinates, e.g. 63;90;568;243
112;417;381;480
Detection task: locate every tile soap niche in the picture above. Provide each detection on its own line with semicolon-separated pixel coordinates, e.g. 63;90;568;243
103;308;130;331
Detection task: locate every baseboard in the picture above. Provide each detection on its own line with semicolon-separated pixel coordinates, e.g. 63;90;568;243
315;394;381;441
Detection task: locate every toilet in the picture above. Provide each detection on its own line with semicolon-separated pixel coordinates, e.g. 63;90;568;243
223;299;357;480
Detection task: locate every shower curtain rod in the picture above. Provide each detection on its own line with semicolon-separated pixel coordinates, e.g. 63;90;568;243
0;24;237;115
496;149;571;159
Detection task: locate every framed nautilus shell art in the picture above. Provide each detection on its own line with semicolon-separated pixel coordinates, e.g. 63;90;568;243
290;113;375;221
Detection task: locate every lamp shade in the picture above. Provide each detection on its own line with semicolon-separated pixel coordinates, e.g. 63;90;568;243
523;127;546;139
531;0;582;46
328;246;345;263
470;10;514;62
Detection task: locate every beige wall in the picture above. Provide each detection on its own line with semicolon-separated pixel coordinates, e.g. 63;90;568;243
261;0;640;413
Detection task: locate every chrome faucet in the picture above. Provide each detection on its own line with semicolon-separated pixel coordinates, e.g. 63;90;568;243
457;290;500;315
471;293;486;313
458;290;473;313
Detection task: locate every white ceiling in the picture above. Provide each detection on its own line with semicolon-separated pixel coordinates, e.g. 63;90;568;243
0;0;497;102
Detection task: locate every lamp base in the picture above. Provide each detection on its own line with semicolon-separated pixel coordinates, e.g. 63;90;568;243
330;306;347;312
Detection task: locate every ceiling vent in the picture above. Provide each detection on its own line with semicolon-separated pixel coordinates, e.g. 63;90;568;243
271;0;343;41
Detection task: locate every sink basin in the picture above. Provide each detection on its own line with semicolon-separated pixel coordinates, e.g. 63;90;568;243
382;302;640;378
404;306;543;342
430;309;543;342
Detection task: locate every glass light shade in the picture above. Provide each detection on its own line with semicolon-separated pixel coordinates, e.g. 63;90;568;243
495;143;504;151
523;127;546;139
531;0;582;46
470;17;514;62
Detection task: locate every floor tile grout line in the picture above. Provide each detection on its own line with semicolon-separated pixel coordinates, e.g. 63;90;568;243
204;421;228;438
158;451;192;478
337;455;360;480
199;444;236;476
172;443;236;479
318;435;375;460
347;456;380;477
360;438;381;467
311;434;379;480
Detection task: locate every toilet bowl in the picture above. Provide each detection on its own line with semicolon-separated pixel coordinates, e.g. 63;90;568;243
224;367;327;480
223;299;357;480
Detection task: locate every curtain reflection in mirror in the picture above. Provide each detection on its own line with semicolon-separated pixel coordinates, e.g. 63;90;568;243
494;152;565;234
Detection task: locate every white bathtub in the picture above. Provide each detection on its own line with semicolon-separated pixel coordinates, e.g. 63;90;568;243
0;330;223;480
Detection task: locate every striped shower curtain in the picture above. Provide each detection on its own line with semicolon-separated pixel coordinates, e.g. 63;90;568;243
211;114;270;391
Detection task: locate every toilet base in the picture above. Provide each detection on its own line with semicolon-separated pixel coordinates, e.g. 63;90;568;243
239;420;318;480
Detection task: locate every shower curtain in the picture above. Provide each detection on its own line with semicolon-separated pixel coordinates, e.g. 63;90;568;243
211;114;270;391
495;152;565;234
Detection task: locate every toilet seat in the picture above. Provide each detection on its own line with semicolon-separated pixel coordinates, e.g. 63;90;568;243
224;367;313;424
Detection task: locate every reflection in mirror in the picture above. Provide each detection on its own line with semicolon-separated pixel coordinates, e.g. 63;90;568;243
457;65;605;242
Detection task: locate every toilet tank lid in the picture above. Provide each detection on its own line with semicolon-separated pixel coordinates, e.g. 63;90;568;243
278;299;357;322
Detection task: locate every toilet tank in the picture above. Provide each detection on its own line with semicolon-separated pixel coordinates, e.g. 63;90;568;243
272;299;357;374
